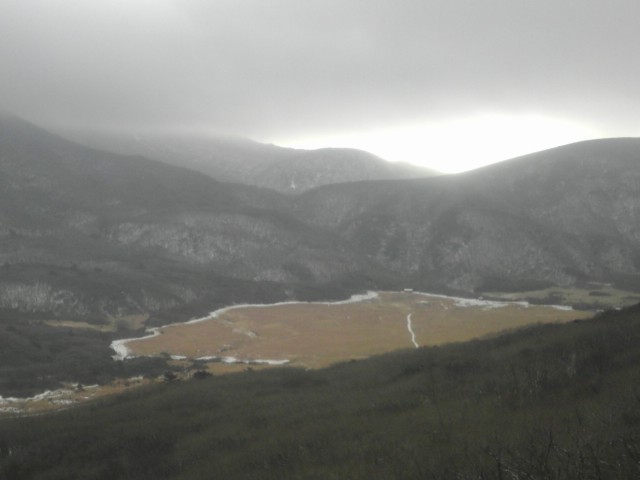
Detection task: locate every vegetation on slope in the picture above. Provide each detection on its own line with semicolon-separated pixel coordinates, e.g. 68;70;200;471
1;304;639;479
0;311;172;397
0;113;390;321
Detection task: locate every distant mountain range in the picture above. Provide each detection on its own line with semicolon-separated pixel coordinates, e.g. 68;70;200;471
62;128;438;193
1;113;639;321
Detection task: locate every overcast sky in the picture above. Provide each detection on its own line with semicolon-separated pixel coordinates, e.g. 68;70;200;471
1;0;639;172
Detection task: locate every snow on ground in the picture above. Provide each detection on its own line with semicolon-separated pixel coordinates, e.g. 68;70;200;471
412;291;576;311
0;388;74;404
0;388;78;415
0;406;21;414
110;326;162;360
550;304;574;311
194;355;289;366
414;291;575;311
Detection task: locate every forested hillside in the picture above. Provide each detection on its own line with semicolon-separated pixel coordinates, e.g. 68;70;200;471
0;113;387;321
3;114;640;323
293;139;640;292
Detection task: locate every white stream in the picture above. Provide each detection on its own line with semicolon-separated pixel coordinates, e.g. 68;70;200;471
406;313;419;348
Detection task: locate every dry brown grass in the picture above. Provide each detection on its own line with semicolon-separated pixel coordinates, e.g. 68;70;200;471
2;292;591;416
126;292;591;370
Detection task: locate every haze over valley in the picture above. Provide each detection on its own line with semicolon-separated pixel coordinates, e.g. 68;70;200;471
2;111;640;479
2;1;640;478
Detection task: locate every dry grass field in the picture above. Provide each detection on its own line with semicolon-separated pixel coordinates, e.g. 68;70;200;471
124;291;591;370
1;292;592;417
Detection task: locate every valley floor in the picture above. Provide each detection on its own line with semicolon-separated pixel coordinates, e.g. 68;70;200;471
2;303;639;479
0;290;594;417
117;290;589;370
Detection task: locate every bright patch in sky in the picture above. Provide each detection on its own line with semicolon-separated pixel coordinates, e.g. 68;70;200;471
276;114;600;173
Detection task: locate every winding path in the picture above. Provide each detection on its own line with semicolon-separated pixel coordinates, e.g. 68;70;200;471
406;313;419;348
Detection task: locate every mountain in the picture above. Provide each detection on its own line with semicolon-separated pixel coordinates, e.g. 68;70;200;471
0;113;387;321
2;114;639;321
2;116;639;477
292;138;640;292
61;128;437;193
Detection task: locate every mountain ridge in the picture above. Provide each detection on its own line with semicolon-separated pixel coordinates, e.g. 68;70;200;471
1;114;639;322
292;137;640;292
0;114;389;321
59;127;438;193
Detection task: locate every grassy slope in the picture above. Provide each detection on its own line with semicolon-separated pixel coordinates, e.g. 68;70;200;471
1;304;640;479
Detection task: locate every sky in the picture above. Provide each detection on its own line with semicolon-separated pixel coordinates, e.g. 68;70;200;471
1;0;639;173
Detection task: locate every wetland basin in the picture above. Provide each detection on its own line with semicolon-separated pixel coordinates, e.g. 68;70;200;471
113;291;592;370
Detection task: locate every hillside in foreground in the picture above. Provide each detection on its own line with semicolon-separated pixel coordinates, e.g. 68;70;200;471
2;304;639;479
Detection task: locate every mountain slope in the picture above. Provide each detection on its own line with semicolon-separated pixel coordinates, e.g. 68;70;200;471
3;114;639;316
293;138;640;292
62;128;437;193
0;114;386;321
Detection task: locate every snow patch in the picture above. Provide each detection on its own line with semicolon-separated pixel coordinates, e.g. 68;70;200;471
550;304;573;311
452;297;512;309
412;291;531;309
0;407;21;414
110;328;162;360
195;355;218;361
411;291;575;311
0;388;75;405
194;355;289;365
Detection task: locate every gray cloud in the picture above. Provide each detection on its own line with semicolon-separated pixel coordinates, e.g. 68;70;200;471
1;0;639;139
